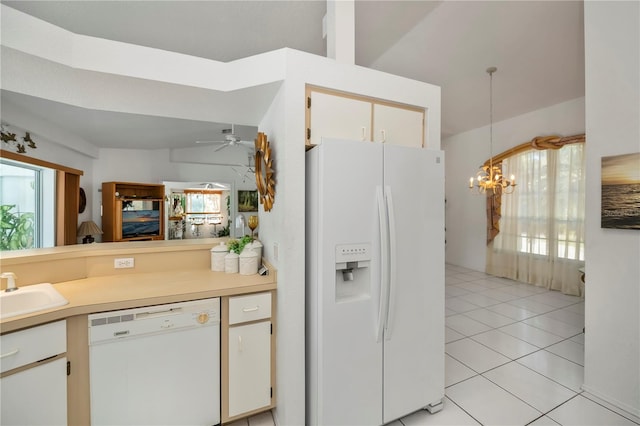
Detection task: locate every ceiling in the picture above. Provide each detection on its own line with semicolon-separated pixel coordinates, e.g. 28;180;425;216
1;0;585;150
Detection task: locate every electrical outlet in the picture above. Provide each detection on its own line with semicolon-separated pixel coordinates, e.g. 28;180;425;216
273;242;278;261
114;257;135;269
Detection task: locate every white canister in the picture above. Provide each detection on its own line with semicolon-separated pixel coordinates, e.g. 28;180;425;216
224;252;239;274
246;240;263;263
211;242;229;272
239;249;259;275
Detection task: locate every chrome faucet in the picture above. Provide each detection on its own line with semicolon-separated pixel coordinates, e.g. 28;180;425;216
1;272;18;292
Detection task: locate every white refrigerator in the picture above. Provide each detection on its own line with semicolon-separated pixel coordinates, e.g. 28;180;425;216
306;138;445;425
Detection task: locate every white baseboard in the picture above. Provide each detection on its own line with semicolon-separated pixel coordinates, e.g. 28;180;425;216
581;384;640;423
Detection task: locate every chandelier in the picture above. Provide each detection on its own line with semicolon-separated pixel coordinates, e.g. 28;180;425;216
469;67;516;195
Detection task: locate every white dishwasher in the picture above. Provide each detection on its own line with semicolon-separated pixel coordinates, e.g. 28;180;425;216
88;298;220;426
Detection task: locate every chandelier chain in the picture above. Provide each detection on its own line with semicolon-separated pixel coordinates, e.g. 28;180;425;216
468;66;516;195
489;67;494;169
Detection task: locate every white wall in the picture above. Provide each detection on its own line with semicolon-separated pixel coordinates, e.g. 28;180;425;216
443;97;585;271
583;1;640;417
256;80;297;425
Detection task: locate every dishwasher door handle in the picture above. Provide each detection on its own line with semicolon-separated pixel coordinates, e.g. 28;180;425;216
136;307;183;320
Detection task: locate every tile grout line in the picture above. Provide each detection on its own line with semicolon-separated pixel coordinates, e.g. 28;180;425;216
478;351;582;411
441;395;485;426
444;269;589;425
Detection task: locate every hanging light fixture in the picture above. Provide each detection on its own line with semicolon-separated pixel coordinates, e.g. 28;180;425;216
469;67;516;195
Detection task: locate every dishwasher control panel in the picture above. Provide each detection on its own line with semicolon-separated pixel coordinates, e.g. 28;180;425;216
88;297;220;344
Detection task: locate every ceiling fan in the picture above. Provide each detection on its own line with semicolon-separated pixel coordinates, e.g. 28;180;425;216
196;125;255;152
231;152;256;183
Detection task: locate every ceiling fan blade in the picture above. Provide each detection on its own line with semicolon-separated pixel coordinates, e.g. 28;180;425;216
214;143;230;152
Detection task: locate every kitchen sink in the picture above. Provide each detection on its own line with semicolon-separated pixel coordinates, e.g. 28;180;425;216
0;283;69;320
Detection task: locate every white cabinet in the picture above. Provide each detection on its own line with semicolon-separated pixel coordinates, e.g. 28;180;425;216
306;87;425;148
228;322;271;417
223;291;275;422
373;103;425;147
1;358;68;426
307;90;372;145
0;320;67;426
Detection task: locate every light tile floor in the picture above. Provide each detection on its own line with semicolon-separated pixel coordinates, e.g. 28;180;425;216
418;264;638;426
238;264;639;426
227;410;275;426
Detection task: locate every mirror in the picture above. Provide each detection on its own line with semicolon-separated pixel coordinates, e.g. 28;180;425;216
254;132;275;211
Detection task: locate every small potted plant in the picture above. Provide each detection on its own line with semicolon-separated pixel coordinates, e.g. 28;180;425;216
226;235;253;254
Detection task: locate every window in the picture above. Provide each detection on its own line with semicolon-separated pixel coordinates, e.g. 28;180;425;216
486;137;586;295
496;144;585;261
185;190;221;214
0;158;55;249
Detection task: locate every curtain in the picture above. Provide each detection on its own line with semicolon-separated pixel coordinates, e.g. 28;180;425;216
486;144;586;296
485;133;585;245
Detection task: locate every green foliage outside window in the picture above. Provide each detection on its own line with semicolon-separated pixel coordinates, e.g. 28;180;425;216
0;204;35;250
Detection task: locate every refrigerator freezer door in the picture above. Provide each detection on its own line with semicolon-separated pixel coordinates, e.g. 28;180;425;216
382;145;445;423
306;138;384;425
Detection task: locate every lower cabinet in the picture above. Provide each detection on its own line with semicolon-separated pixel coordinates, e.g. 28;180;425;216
228;322;272;417
222;291;276;422
2;292;277;425
0;320;67;426
1;358;68;426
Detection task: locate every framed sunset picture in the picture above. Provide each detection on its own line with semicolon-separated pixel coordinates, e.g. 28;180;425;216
601;152;640;229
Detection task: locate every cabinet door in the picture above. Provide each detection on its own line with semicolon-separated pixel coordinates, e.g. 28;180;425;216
373;103;424;147
1;358;67;425
228;321;271;418
308;91;372;145
0;320;66;373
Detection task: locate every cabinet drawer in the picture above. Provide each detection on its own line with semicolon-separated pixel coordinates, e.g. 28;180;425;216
1;320;66;373
229;292;271;325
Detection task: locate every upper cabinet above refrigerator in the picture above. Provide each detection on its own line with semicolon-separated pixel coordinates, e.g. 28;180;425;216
305;86;425;148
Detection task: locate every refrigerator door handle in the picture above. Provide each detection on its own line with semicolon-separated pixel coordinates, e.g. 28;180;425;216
376;185;389;343
384;186;397;340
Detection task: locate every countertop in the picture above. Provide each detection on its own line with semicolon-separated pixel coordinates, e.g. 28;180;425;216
0;238;229;264
0;268;277;333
